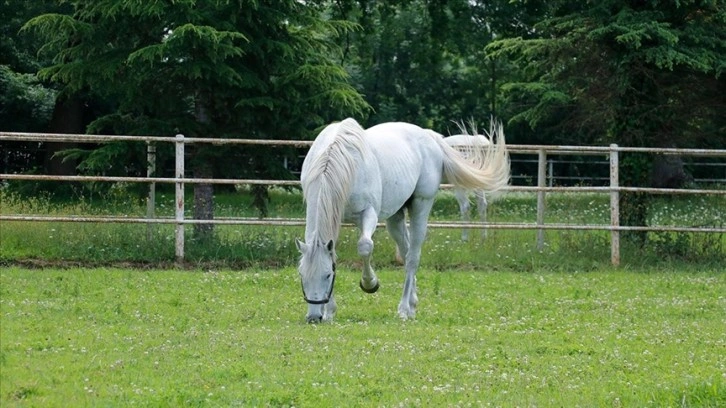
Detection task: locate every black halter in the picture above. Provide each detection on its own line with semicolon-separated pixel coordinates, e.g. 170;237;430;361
302;262;336;305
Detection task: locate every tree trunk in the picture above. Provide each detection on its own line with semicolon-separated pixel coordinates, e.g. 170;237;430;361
613;69;664;246
650;155;690;188
45;94;84;175
192;91;215;240
193;161;214;241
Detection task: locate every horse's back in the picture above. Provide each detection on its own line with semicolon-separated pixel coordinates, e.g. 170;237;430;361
362;123;446;214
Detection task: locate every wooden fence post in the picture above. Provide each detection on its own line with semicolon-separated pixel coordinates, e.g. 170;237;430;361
146;142;156;240
536;149;547;251
175;134;185;263
610;144;620;266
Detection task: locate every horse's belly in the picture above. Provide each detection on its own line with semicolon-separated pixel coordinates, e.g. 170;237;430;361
378;178;417;218
367;134;435;219
343;187;410;223
343;157;417;222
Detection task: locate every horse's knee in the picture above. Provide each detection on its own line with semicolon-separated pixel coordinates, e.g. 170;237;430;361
357;237;374;257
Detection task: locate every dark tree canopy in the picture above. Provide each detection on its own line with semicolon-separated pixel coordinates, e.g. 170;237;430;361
24;0;369;139
487;0;726;148
487;0;726;239
21;0;370;227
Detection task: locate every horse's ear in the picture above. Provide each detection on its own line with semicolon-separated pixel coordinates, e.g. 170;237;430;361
326;240;335;253
295;239;307;253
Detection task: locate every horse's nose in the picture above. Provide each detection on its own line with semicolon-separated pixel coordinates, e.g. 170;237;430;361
306;312;323;324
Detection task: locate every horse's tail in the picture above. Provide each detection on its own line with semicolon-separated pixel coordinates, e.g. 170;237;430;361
432;121;510;193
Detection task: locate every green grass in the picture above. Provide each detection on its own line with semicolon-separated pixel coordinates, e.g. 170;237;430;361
1;266;724;407
1;187;724;269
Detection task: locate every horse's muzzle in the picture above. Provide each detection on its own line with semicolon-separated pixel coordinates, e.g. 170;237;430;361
302;273;336;305
306;313;323;324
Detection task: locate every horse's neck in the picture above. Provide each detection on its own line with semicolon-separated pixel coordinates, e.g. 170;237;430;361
303;183;341;244
302;118;366;245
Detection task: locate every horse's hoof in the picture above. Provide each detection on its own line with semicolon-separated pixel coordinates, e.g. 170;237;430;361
360;280;380;294
397;308;415;320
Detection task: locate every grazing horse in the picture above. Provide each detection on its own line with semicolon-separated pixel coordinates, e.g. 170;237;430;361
296;118;509;323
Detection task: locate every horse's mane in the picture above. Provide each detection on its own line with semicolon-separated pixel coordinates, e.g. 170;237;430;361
302;118;367;244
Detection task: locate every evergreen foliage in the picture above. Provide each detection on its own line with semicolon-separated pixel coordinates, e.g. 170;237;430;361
24;0;369;136
331;0;501;129
0;1;61;133
22;0;370;225
487;0;726;240
487;0;726;147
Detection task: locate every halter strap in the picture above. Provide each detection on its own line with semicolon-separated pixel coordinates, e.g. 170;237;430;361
302;263;336;305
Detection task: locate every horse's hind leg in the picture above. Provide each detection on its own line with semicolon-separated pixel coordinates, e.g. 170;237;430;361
358;206;380;293
475;190;488;239
454;188;471;241
386;209;409;266
398;197;434;320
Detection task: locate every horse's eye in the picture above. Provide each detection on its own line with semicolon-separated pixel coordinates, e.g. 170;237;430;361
332;262;336;272
325;273;331;280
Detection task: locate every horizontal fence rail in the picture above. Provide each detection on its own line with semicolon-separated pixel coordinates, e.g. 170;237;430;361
5;131;726;155
2;174;724;195
2;215;721;235
2;131;724;266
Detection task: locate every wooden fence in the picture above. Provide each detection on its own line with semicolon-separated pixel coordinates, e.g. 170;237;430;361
1;131;724;266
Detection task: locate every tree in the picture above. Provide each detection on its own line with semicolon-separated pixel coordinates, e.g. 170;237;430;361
1;1;74;182
488;0;726;241
24;0;369;239
328;0;493;129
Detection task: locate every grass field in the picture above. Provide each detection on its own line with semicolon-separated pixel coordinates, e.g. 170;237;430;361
1;187;724;406
1;266;725;407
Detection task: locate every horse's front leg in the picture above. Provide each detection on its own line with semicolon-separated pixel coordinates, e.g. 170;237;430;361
322;294;337;322
357;207;380;293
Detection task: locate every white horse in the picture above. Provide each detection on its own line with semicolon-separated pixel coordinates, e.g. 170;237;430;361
296;118;509;323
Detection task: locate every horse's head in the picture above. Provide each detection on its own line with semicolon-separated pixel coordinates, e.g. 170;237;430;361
296;238;336;323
